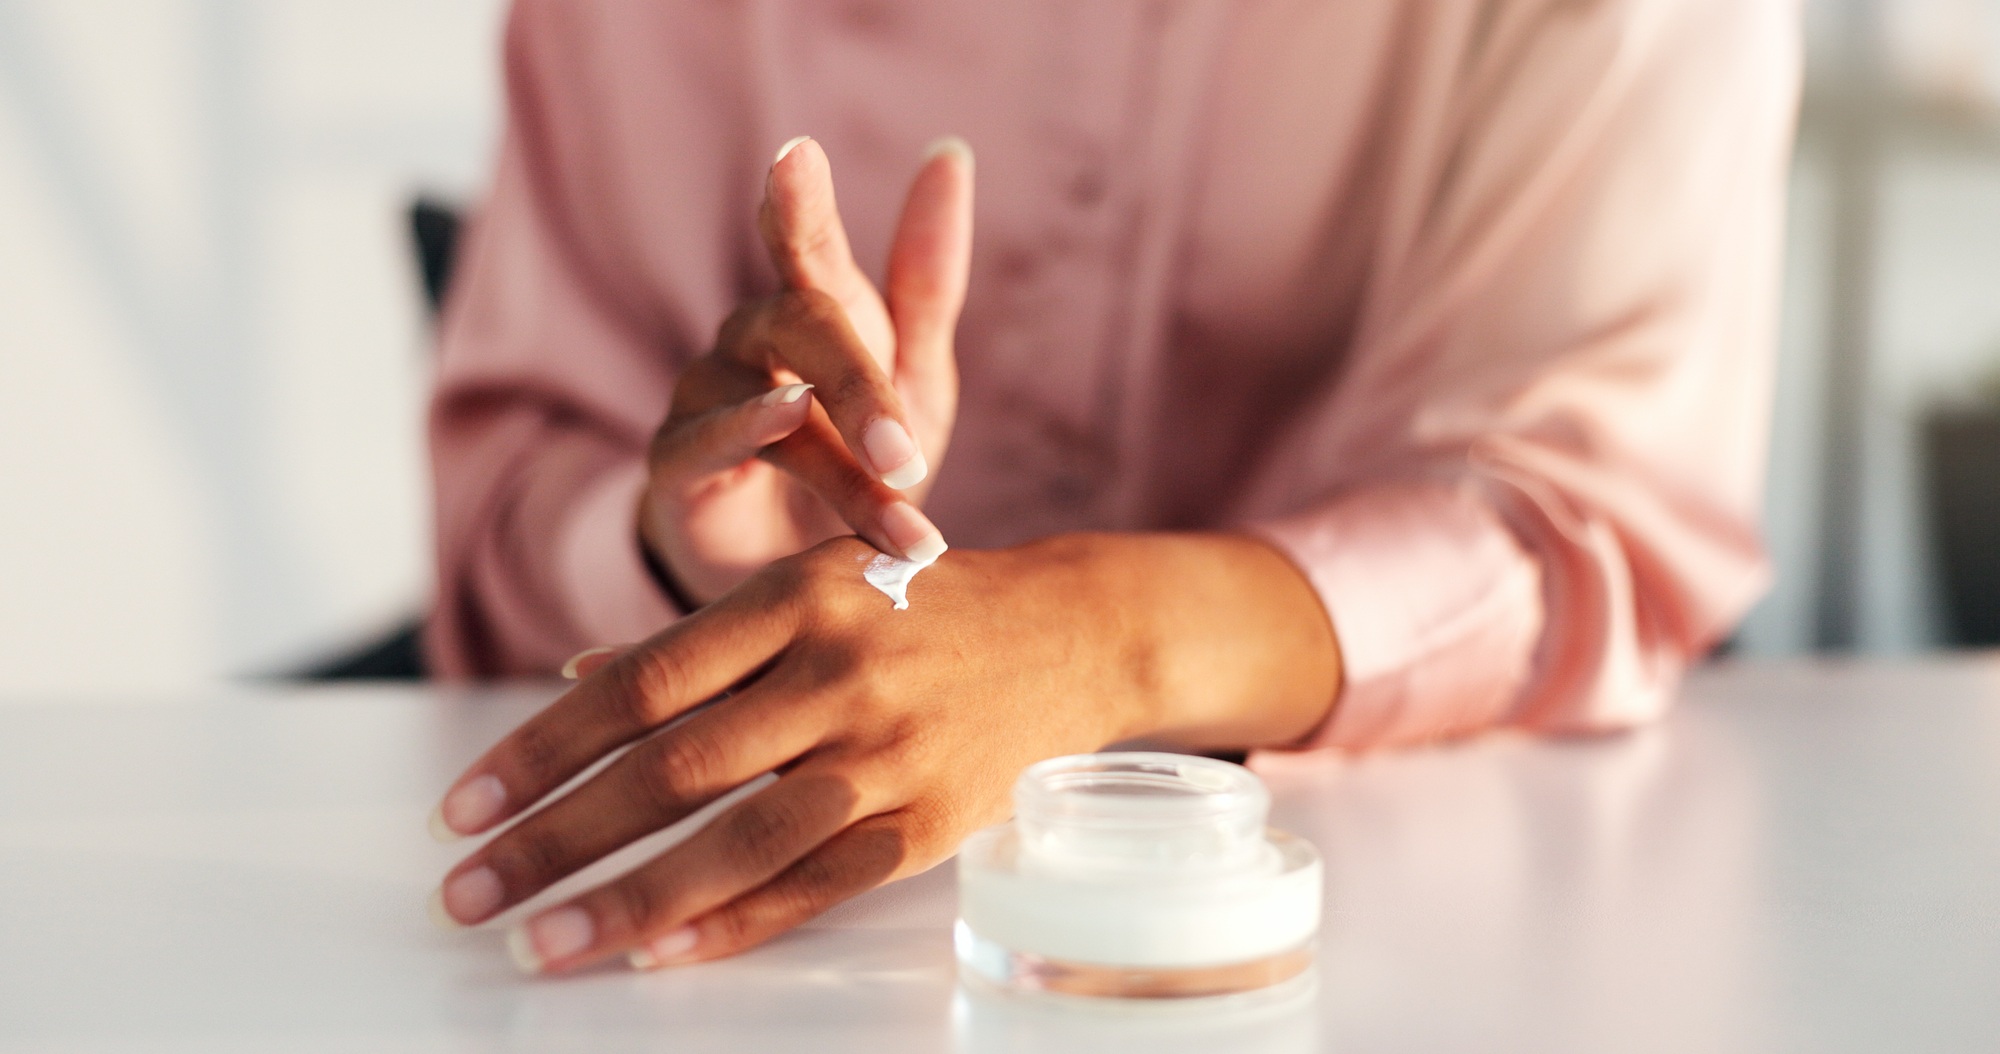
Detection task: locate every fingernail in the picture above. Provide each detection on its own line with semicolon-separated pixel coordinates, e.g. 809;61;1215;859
863;418;927;489
560;645;618;680
774;135;811;164
922;134;974;171
629;925;700;970
759;382;814;407
880;502;948;566
439;866;504;925
427;890;458;931
506;925;543;973
514;906;595;971
434;774;506;839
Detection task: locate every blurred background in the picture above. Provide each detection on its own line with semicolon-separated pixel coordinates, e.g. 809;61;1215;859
1;0;1999;696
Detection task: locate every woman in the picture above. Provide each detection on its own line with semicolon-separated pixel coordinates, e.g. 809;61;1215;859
426;0;1799;974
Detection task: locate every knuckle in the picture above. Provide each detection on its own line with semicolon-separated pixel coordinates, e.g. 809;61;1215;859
779;213;841;268
772;288;842;334
826;370;878;411
705;902;758;950
755;540;877;630
832;467;881;512
615;650;684;727
753;555;812;609
723;797;814;873
742;571;816;633
841;663;899;711
647;732;725;806
825;817;915;887
898;800;950;848
860;820;915;874
511;722;564;786
604;875;664;936
500;824;570;887
766;547;836;601
812;534;880;578
781;850;848;909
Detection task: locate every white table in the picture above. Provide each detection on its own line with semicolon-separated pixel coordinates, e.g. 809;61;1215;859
2;659;1997;1053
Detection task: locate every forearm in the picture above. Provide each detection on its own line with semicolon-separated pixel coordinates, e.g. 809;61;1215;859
1022;532;1342;751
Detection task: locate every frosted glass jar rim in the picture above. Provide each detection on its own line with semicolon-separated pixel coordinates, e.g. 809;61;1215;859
1013;752;1271;832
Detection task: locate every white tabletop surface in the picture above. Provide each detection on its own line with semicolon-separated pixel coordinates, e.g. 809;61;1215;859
2;658;1997;1053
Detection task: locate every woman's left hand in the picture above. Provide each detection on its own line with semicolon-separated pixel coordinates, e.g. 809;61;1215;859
429;532;1339;972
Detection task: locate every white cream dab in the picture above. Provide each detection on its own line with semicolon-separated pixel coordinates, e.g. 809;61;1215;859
862;550;940;610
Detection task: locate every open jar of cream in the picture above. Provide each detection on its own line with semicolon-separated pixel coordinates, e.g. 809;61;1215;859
955;752;1322;1000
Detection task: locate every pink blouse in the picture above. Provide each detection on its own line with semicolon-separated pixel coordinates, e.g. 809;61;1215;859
428;0;1800;752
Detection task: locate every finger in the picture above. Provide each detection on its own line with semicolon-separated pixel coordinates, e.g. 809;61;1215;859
680;304;945;562
630;813;914;968
760;410;948;563
505;760;880;973
428;584;803;840
727;289;927;490
647;382;815;498
560;646;625;681
656;359;943;562
432;680;833;926
885;137;975;388
758;136;883;361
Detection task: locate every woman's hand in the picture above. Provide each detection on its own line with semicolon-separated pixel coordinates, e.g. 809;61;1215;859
642;137;973;606
428;533;1341;973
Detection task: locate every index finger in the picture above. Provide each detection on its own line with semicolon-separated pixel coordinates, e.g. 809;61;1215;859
727;288;927;491
759;136;885;364
428;582;802;840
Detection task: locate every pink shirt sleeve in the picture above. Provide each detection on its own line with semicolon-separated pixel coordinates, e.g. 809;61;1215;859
1249;1;1797;751
426;2;694;677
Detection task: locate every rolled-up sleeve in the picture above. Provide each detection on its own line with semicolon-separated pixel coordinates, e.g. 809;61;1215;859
1251;0;1799;751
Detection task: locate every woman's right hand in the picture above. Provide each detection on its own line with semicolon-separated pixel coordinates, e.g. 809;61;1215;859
639;136;974;606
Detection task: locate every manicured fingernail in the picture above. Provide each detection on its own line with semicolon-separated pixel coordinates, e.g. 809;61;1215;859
880;502;948;566
774;135;811;164
629;926;700;970
759;382;814;407
512;906;594;972
506;925;543;973
922;134;974;171
560;645;618;680
863;418;926;489
427;890;458;931
434;774;506;839
439;866;503;925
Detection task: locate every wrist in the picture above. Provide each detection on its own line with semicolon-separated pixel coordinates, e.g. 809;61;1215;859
1022;532;1340;751
634;494;701;613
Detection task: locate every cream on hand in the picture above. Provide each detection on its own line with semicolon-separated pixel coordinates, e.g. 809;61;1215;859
862;546;944;610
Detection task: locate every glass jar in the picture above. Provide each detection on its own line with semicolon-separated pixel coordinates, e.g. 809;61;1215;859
956;752;1321;1000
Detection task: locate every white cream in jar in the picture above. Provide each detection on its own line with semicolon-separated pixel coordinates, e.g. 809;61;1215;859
956;752;1322;1000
